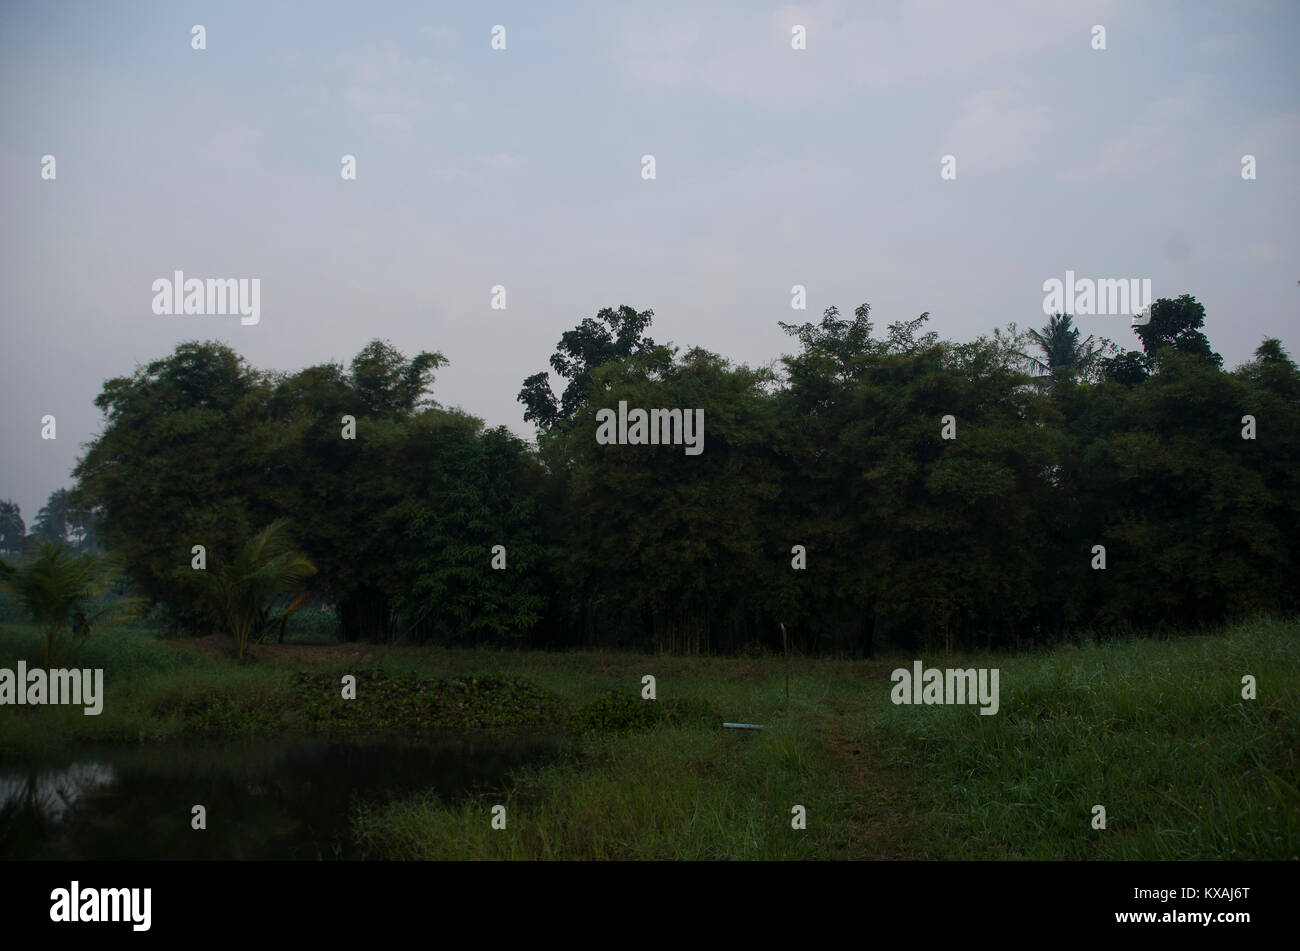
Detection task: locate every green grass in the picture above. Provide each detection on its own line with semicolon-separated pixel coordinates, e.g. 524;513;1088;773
859;615;1300;859
0;624;291;749
353;722;852;860
352;661;860;859
1;616;1295;859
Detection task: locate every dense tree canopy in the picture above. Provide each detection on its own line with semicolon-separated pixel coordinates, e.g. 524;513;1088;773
1135;294;1223;368
72;340;536;642
58;295;1299;654
518;305;657;429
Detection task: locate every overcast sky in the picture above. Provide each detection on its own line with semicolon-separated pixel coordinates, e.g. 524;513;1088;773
1;0;1297;525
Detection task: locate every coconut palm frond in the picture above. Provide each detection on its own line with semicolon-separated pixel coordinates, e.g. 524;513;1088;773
0;541;144;664
195;521;317;661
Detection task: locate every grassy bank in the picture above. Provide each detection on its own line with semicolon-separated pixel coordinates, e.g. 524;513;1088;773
1;616;1296;859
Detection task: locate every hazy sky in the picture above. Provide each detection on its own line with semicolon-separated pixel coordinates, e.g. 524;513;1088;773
1;0;1297;526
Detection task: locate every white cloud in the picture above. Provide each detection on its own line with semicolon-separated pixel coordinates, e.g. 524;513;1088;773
478;153;529;171
1057;90;1205;183
610;0;1122;105
944;89;1053;171
328;39;454;129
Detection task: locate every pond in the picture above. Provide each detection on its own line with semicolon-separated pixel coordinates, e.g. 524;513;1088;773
0;731;571;860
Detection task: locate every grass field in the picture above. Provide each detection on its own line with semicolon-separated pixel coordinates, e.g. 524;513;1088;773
1;615;1296;860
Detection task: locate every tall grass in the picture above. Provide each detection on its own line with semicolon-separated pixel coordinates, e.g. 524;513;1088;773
0;624;293;753
860;616;1300;859
353;717;854;860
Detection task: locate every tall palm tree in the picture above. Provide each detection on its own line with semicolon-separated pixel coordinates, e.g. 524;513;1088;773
0;541;144;665
196;520;317;661
32;489;70;545
1024;313;1108;388
0;499;24;554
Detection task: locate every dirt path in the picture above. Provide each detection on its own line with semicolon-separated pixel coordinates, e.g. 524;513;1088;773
820;692;924;860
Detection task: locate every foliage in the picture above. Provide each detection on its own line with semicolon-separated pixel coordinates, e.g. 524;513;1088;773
0;500;24;554
1134;294;1223;368
62;293;1299;655
1023;313;1116;387
567;690;715;733
518;305;657;428
0;541;144;664
32;488;69;545
295;670;568;730
193;520;317;662
71;339;541;645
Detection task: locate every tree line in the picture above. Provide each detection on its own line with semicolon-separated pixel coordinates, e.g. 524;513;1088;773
18;294;1296;655
0;490;99;554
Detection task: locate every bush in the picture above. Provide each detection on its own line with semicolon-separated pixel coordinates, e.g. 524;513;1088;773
567;690;715;733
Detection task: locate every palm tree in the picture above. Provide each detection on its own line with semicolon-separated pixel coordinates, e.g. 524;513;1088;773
32;489;70;545
0;499;24;554
1024;313;1110;388
196;520;317;662
0;541;144;665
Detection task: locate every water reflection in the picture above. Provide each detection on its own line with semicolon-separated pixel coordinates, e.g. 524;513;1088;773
0;731;569;860
0;762;116;824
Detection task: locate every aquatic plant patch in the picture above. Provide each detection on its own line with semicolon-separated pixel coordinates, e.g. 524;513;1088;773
295;670;570;730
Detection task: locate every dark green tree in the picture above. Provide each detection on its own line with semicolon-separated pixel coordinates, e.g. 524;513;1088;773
65;302;1297;655
1103;350;1153;385
72;341;271;632
0;500;24;554
348;340;446;415
262;343;457;641
1025;313;1113;387
393;425;548;644
519;305;657;428
1134;294;1223;368
1055;348;1290;630
552;344;784;653
66;500;101;552
32;488;71;545
777;306;1056;653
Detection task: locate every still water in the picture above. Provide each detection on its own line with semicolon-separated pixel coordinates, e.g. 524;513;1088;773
0;731;570;860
